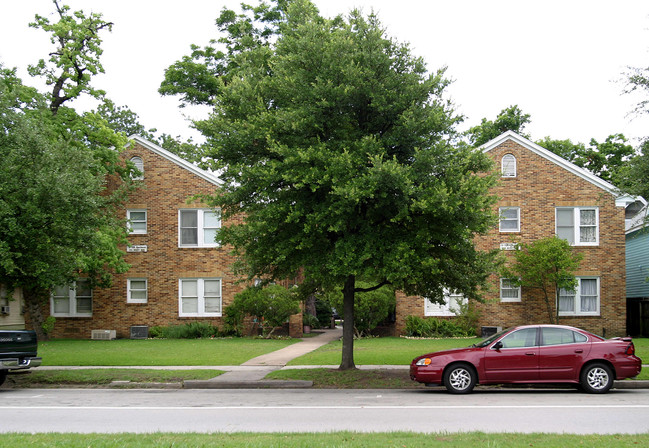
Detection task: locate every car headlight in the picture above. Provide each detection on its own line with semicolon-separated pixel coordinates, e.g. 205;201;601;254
415;358;432;366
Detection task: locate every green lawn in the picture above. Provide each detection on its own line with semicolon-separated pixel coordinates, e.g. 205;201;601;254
39;338;297;366
288;336;479;365
2;432;648;447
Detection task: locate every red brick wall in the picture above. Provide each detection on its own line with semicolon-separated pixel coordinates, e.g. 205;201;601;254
395;138;627;337
44;142;303;339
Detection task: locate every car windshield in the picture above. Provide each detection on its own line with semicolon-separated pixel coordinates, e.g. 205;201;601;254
474;328;511;348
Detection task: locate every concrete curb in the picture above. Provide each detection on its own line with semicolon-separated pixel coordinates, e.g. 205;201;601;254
184;379;313;389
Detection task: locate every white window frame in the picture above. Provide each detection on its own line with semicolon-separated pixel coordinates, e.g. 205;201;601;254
424;291;466;317
500;278;521;302
127;209;147;234
127;278;148;304
499;206;520;232
558;277;600;316
555;207;599;246
130;156;144;180
501;154;516;178
178;209;221;248
179;278;222;317
50;280;93;317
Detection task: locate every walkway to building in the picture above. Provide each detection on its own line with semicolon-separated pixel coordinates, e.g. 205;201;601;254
184;326;343;388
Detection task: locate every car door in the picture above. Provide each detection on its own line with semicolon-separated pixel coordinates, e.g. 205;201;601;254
538;327;590;381
483;327;539;382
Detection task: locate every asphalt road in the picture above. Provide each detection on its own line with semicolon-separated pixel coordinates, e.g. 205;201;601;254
2;388;649;434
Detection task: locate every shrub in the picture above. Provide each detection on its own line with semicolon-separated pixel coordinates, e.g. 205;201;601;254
405;315;474;338
228;284;301;338
148;322;219;339
302;313;320;329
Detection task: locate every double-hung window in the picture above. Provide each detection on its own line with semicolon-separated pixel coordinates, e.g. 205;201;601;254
559;277;600;316
51;280;92;317
179;278;222;316
424;291;465;317
127;278;148;304
179;209;221;247
556;207;598;245
499;207;520;232
500;278;521;302
127;209;147;234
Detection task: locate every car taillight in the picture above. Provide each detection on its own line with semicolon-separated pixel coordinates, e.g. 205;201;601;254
625;343;635;356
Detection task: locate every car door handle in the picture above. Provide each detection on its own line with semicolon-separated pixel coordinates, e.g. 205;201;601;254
525;352;536;356
574;349;583;353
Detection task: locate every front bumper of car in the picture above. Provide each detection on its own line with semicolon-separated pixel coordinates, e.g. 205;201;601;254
410;359;444;385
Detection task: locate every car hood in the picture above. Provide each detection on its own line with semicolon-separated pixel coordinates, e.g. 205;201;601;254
413;346;482;362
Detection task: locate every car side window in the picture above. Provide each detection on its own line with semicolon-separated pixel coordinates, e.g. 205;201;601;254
541;327;587;346
497;328;537;348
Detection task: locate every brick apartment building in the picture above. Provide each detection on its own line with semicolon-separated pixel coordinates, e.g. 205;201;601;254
395;131;635;338
40;136;302;339
6;131;633;339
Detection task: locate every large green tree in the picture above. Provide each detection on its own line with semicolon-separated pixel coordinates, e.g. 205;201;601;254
161;0;498;369
0;1;134;339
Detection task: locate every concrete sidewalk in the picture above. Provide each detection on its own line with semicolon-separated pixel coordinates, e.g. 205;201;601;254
184;326;343;388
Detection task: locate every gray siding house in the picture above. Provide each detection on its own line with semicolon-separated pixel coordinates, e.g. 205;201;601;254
626;203;649;336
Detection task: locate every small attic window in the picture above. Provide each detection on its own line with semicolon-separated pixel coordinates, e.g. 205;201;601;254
130;156;144;180
501;154;516;177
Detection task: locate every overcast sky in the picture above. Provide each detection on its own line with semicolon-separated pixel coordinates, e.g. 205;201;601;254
2;0;649;146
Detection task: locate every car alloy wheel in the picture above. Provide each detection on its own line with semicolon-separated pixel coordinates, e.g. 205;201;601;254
581;363;613;394
444;364;476;394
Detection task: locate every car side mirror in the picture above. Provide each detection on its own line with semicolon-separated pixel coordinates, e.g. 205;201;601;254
493;341;503;350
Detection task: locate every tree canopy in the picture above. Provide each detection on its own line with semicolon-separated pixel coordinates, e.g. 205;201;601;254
161;0;499;369
466;105;531;147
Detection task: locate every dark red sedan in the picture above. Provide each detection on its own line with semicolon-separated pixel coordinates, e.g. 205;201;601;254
410;324;641;394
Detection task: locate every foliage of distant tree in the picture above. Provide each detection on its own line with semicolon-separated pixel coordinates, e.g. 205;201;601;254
161;0;499;369
466;105;531;146
536;134;634;185
622;64;649;199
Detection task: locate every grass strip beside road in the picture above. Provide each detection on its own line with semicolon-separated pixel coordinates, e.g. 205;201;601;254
267;368;422;388
3;432;649;447
39;338;297;366
5;369;224;387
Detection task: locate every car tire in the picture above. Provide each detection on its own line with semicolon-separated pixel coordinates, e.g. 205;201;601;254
0;371;6;387
443;363;476;394
580;363;613;394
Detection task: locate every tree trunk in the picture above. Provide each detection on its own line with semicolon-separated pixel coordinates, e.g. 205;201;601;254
23;286;49;341
339;274;356;370
543;289;555;324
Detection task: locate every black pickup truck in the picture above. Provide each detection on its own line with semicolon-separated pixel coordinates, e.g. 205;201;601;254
0;330;42;386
